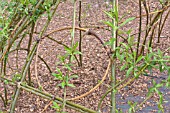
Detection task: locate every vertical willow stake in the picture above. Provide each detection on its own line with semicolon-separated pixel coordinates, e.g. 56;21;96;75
27;22;35;85
136;0;142;59
78;0;82;67
111;0;117;113
71;0;80;66
71;0;77;47
157;9;170;43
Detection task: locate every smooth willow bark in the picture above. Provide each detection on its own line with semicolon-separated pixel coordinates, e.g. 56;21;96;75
71;0;77;47
79;1;82;67
111;0;117;113
136;0;142;60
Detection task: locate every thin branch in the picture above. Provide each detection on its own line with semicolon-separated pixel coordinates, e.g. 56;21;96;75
68;59;111;101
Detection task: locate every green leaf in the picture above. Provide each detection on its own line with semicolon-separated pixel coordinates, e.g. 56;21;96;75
155;89;160;95
121;42;129;49
128;36;134;45
127;53;133;60
52;72;57;77
52;73;62;80
136;55;143;63
159;94;163;103
12;73;21;82
58;55;66;63
120;53;125;62
56;67;62;75
159;0;163;4
4;80;9;84
103;21;118;30
58;82;65;89
119;17;135;28
70;55;75;62
126;29;132;35
103;21;113;27
73;50;82;55
65;75;69;84
73;42;79;50
69;75;78;80
64;64;72;71
52;73;58;77
126;66;133;77
134;72;138;78
166;81;170;88
156;83;163;88
67;83;75;87
110;38;116;46
114;5;119;22
64;46;71;53
159;64;163;72
104;11;115;20
62;82;66;88
113;89;118;93
120;64;127;71
152;80;156;86
104;38;116;46
24;7;29;15
104;41;111;46
52;101;60;109
30;0;37;5
148;87;155;95
116;50;121;61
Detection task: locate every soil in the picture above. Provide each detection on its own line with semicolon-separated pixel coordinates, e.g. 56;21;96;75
0;0;170;113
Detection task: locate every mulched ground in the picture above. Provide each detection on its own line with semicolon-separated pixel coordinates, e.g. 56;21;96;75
0;0;170;113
